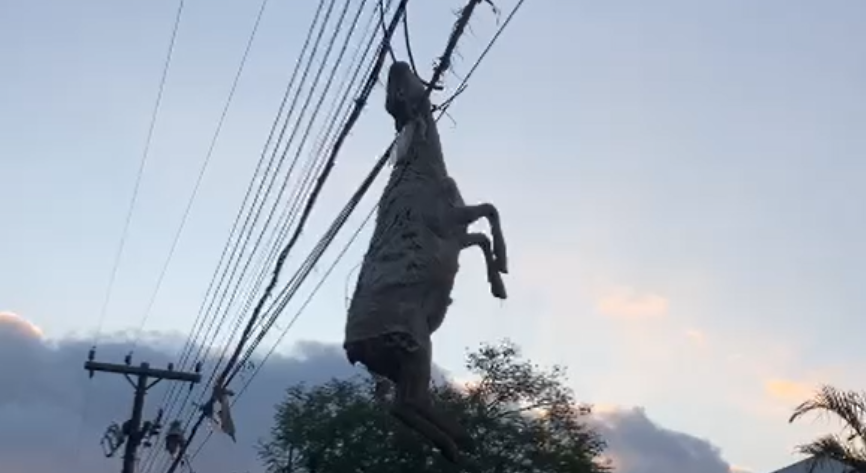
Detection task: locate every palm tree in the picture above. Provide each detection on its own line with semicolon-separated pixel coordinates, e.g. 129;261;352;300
789;385;866;472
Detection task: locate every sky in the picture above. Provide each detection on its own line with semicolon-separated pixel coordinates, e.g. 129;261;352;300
1;1;865;472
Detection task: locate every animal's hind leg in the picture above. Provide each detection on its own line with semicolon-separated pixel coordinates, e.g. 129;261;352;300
390;397;459;462
392;346;472;462
355;336;460;461
452;203;508;274
460;232;507;299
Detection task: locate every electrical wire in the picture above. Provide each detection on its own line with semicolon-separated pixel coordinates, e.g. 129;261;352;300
402;1;419;75
176;0;343;389
164;1;526;470
138;2;336;471
164;0;366;433
161;2;410;471
129;0;273;352
151;0;336;423
141;1;379;471
437;0;527;117
93;0;185;342
200;0;365;392
186;0;530;459
239;9;384;340
177;0;386;432
152;0;332;424
200;0;388;390
74;1;185;468
191;0;376;410
187;205;375;463
160;12;389;451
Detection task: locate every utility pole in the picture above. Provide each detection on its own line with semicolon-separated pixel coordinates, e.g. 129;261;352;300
85;350;201;473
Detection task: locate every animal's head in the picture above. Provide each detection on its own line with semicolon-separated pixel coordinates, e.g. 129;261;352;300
385;61;431;131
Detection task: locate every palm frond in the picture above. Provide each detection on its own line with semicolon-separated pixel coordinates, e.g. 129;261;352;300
795;434;866;473
790;385;866;442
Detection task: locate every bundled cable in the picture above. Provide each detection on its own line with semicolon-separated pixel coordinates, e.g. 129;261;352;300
162;2;410;472
162;0;528;470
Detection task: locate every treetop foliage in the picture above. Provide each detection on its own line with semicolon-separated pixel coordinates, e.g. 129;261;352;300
259;340;610;473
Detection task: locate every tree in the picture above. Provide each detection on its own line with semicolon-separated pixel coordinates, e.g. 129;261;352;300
789;385;866;472
259;340;609;473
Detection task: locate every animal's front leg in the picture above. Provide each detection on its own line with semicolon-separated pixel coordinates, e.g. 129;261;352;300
460;232;507;299
452;203;508;274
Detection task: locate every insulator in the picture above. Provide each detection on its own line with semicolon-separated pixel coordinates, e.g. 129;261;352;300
194;361;202;373
167;362;174;371
124;353;132;365
165;420;185;456
88;346;96;361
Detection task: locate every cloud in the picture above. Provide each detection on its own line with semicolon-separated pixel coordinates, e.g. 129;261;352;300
596;287;670;319
0;316;362;473
590;407;744;473
764;378;814;405
0;310;44;338
0;314;738;473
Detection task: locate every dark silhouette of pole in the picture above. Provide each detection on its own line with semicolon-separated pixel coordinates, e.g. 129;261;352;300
85;356;201;473
122;367;149;473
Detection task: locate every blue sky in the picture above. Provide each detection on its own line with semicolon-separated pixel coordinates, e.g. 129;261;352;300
1;1;865;472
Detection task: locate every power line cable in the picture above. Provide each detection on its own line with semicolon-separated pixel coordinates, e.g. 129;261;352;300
176;0;341;382
212;0;392;391
203;0;388;380
147;0;334;435
168;15;389;442
75;1;185;468
139;2;335;471
92;0;185;342
188;205;375;462
144;1;376;471
174;0;376;436
166;0;523;469
224;0;529;433
437;0;527;117
129;0;273;352
162;3;410;471
197;0;364;391
162;0;363;436
402;2;419;75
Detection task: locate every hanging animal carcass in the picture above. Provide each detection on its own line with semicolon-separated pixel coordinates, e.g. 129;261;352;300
344;61;508;462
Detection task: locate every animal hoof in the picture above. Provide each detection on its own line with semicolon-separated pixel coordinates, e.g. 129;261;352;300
439;443;461;464
490;274;507;299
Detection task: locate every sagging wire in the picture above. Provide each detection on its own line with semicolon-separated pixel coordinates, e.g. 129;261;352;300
166;0;526;470
163;2;411;471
